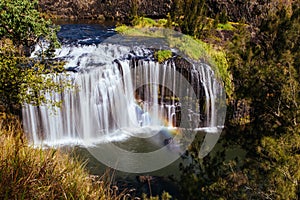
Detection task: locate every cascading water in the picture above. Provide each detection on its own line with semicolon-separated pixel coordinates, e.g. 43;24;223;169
22;31;224;147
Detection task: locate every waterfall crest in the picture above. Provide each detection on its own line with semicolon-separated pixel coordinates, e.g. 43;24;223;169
23;44;224;146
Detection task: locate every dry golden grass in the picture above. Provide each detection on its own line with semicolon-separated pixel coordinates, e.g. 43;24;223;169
0;115;125;200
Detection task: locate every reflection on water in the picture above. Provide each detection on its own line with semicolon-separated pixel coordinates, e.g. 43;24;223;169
60;130;208;199
54;19;117;45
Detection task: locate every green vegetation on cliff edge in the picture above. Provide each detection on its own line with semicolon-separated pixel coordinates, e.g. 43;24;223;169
116;17;233;97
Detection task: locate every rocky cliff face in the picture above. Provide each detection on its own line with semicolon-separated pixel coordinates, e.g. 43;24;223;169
205;0;292;27
38;0;172;20
38;0;290;26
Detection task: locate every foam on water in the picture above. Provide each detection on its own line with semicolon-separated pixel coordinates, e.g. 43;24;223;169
23;38;224;147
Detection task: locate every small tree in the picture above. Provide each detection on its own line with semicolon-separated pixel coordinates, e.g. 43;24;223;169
0;0;60;56
170;0;209;39
0;0;68;115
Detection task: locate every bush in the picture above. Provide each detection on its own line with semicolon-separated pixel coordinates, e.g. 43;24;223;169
154;50;172;63
0;0;68;115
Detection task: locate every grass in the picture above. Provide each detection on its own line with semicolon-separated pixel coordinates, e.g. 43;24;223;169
0;115;125;200
132;17;157;28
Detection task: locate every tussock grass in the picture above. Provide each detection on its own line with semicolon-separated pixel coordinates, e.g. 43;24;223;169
0;115;125;200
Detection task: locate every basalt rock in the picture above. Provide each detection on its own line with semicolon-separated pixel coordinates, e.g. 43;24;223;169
38;0;287;27
38;0;172;20
206;0;293;27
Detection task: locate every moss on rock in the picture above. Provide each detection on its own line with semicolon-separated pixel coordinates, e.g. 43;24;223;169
115;24;233;97
154;50;172;63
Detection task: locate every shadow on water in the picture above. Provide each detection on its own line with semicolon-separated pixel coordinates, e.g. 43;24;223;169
54;19;117;45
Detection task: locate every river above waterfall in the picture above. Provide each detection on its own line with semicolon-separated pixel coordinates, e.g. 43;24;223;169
22;21;226;198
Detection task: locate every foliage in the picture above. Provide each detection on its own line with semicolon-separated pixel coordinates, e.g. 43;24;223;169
170;0;215;40
141;191;172;200
157;19;168;27
132;17;157;28
129;17;170;29
114;24;131;34
130;0;139;19
0;0;60;56
0;116;126;200
115;17;168;35
227;2;300;133
0;38;70;114
178;1;300;199
217;22;234;31
154;50;172;63
0;0;69;115
240;2;300;196
258;128;300;199
218;10;228;24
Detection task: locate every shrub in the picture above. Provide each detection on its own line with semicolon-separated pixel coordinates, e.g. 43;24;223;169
0;116;125;200
154;50;172;63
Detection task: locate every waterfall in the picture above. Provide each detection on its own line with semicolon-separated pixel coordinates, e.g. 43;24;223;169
22;44;224;146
